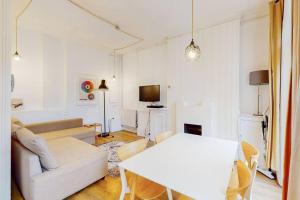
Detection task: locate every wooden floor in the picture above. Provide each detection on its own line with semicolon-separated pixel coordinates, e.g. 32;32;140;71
12;131;282;200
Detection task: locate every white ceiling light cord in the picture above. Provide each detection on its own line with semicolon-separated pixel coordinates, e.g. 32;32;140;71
67;0;144;51
13;0;32;60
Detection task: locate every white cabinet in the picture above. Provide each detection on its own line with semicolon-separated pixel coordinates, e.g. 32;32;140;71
137;108;168;141
238;114;265;167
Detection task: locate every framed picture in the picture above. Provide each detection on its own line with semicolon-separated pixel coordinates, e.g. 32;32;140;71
77;76;97;106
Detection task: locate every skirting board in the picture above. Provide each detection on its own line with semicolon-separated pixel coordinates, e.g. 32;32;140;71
121;125;137;133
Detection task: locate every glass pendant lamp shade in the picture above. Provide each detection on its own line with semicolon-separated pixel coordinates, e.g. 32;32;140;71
185;39;201;60
185;0;201;61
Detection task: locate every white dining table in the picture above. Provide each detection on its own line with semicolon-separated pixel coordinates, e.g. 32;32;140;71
118;133;238;200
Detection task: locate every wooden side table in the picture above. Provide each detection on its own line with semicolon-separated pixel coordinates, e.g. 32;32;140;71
83;123;102;138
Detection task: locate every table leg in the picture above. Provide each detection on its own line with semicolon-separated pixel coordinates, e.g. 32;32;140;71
119;167;129;200
167;188;173;200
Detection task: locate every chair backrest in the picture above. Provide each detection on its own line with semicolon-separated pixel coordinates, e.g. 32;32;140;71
227;160;252;200
241;141;259;200
117;138;148;161
155;131;174;144
237;160;252;198
241;141;259;169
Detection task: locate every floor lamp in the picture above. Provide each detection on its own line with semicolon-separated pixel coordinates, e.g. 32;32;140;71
98;80;109;137
249;70;274;179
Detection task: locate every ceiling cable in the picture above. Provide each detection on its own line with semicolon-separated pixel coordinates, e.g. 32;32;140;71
15;0;32;51
67;0;143;51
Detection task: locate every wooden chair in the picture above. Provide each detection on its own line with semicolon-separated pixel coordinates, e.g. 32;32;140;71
227;160;252;200
117;138;148;161
241;141;259;200
117;139;166;200
155;131;174;144
228;141;259;200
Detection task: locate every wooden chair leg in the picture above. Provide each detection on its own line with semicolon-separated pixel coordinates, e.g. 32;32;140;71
130;174;137;200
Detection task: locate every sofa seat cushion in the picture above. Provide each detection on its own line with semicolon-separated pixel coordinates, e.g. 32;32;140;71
39;127;95;141
30;137;108;200
47;137;106;166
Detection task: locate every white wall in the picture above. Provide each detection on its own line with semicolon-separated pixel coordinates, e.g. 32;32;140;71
12;27;122;132
123;45;167;110
122;17;270;140
0;0;11;199
123;20;241;140
240;16;270;115
167;20;241;140
12;28;44;111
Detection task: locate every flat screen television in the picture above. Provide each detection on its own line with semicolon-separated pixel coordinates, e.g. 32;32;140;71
139;85;160;102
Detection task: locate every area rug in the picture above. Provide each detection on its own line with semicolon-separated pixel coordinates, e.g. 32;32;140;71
98;141;126;177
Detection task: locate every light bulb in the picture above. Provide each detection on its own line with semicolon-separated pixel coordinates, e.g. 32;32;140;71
13;51;21;61
188;50;196;59
185;39;201;61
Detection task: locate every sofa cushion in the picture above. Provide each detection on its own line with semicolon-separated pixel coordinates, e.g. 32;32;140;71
11;124;21;139
16;127;59;170
47;137;107;166
30;137;108;200
39;127;95;141
25;118;83;134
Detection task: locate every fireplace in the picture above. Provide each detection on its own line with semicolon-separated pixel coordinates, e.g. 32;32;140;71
184;123;202;136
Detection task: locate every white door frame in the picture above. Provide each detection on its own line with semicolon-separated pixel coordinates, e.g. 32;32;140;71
0;0;11;199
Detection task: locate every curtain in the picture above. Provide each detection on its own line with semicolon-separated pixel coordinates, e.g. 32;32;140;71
267;0;284;172
285;0;300;199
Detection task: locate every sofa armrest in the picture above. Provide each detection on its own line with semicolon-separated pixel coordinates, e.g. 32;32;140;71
12;139;43;200
25;118;83;134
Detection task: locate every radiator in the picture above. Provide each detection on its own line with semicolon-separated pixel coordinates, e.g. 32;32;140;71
121;109;137;128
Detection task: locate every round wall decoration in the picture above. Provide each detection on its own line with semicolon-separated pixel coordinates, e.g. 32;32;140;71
81;80;94;93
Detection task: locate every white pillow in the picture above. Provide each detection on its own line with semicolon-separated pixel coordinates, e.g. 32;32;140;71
11;117;24;127
11;124;21;139
16;127;59;170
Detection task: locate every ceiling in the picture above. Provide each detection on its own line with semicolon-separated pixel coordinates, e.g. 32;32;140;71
12;0;268;52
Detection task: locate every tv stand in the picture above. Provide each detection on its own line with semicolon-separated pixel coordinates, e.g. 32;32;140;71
147;105;164;108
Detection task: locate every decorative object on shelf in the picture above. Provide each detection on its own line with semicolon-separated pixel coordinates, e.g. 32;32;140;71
11;98;23;110
185;0;201;61
77;76;97;105
13;0;32;60
98;79;109;137
249;70;269;116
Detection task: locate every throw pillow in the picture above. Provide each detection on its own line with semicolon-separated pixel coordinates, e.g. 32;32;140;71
11;124;21;139
11;117;25;127
16;127;59;170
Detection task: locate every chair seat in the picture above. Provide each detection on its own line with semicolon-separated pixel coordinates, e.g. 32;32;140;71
131;176;166;200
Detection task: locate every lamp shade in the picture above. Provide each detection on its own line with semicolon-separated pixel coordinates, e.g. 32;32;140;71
98;80;108;91
249;70;269;85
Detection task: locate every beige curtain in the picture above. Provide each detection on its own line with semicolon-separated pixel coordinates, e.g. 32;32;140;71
267;0;284;171
286;0;300;199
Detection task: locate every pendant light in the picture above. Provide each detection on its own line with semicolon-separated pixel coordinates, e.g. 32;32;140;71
13;0;32;61
185;0;201;60
13;17;21;61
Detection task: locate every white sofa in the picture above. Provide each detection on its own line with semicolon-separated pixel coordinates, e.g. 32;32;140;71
12;118;108;200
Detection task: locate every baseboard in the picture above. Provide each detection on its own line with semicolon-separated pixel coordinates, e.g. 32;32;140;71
121;125;137;133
